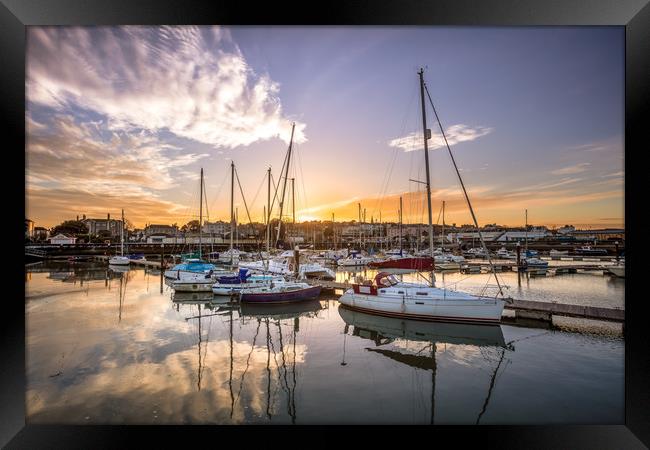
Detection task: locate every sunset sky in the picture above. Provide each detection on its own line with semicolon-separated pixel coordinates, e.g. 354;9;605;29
26;26;624;229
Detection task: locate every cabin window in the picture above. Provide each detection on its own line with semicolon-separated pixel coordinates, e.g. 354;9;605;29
379;290;385;293
416;292;428;296
397;291;404;294
415;301;424;305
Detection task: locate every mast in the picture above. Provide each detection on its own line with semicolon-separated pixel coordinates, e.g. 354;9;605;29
230;162;234;259
120;209;124;256
418;68;435;282
199;168;203;259
276;123;295;247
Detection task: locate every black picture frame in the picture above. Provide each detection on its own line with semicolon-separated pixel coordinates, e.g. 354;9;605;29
4;0;648;447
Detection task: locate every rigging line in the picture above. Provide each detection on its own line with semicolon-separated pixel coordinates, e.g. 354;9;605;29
234;166;265;258
248;171;267;218
295;143;309;214
423;82;505;298
207;167;230;218
372;77;419;220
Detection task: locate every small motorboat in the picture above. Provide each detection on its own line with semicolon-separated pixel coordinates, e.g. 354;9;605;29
337;251;374;267
549;249;569;257
606;264;625;278
212;269;288;296
522;257;549;268
575;246;608;256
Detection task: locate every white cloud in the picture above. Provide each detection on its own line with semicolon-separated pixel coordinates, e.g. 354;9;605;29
550;163;591;175
388;124;493;153
27;26;306;149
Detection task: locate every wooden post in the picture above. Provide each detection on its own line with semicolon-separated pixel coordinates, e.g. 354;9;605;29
516;242;521;271
294;246;300;278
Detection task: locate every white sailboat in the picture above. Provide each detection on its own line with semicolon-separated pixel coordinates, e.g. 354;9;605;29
339;68;508;324
172;168;226;291
108;209;130;265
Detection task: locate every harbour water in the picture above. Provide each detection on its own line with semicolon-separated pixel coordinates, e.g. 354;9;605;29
25;261;624;424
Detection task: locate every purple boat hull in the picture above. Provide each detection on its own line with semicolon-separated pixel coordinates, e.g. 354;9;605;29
240;285;322;304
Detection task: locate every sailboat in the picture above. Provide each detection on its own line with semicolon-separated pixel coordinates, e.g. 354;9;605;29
108;209;130;265
339;68;508;324
521;209;548;269
238;124;334;281
171;168;226;290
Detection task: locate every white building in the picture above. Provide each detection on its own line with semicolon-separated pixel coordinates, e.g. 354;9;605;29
49;234;77;245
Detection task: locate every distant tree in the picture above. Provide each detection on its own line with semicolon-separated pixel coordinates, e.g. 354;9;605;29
51;220;88;236
181;220;200;233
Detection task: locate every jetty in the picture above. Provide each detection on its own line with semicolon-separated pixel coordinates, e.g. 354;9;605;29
300;279;624;324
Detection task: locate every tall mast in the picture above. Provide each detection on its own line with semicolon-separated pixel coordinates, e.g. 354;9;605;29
276;123;295;247
230;162;234;256
121;209;124;256
266;167;271;254
199;168;203;259
419;68;435;286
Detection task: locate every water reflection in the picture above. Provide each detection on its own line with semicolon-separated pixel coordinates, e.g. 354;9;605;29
338;306;511;424
25;263;624;425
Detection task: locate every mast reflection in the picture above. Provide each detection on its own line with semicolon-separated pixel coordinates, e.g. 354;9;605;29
238;300;324;424
338;305;511;424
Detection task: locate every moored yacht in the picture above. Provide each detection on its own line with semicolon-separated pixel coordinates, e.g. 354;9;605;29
338;272;505;323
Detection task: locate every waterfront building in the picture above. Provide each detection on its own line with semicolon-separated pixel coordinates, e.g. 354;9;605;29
49;233;77;245
81;213;123;237
144;224;179;237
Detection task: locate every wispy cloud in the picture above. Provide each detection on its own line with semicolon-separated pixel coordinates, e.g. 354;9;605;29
26;114;208;224
550;163;591;175
27;26;306;148
388;124;493;152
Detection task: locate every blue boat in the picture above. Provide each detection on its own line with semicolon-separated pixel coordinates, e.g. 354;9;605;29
164;259;220;279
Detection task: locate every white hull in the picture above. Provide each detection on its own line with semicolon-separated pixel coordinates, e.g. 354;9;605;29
172;280;214;292
338;286;504;323
108;256;130;265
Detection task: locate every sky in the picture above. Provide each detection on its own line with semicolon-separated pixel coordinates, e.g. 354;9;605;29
25;26;624;229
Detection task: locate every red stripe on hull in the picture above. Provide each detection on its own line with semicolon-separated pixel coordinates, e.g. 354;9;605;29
338;303;502;324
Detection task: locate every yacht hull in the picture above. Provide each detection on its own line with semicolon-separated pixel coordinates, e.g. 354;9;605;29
240;286;322;304
338;290;504;324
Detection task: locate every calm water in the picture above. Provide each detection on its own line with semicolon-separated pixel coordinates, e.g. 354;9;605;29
25;261;624;424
